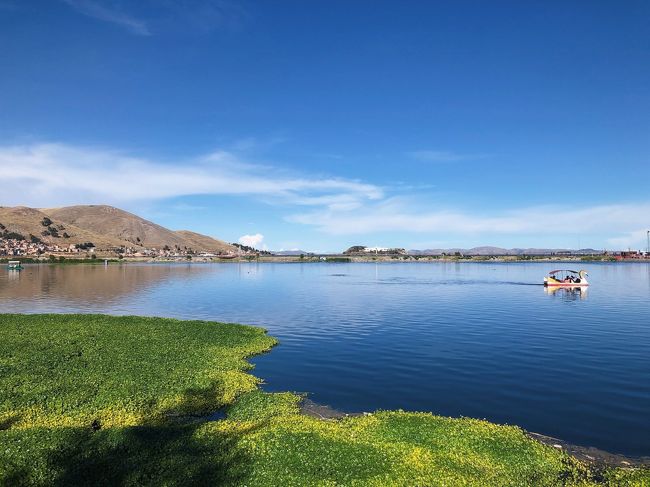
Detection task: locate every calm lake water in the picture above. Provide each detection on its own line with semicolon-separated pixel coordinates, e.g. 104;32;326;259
1;262;649;456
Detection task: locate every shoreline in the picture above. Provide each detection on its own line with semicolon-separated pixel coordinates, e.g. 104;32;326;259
298;398;650;469
4;255;648;265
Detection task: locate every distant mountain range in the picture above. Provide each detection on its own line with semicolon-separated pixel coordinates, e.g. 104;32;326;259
0;205;235;253
408;246;604;256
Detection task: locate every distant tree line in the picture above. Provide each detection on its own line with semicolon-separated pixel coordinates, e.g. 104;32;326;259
75;242;96;250
232;243;271;255
344;246;366;254
1;228;25;240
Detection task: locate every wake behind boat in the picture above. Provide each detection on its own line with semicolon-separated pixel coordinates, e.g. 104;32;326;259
544;269;589;287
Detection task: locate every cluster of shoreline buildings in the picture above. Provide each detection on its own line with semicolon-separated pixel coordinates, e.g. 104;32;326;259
0;237;240;259
0;238;86;257
344;246;408;255
342;245;649;260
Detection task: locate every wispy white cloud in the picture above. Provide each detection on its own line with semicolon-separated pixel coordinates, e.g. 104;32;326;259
0;142;382;209
1;142;647;249
407;150;487;163
62;0;151;36
607;230;650;251
61;0;249;36
287;197;650;249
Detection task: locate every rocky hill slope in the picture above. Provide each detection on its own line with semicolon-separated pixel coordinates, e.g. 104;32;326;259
0;205;235;253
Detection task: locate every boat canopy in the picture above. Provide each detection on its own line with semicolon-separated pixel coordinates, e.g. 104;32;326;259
549;269;579;275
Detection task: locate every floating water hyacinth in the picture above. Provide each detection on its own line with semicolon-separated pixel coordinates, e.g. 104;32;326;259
1;314;648;486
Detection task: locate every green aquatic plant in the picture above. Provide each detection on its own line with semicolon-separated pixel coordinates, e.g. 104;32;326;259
0;314;276;429
1;314;648;486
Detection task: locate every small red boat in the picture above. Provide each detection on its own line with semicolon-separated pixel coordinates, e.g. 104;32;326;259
544;269;589;287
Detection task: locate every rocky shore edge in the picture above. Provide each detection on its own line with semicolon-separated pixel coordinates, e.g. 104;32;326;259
299;398;650;469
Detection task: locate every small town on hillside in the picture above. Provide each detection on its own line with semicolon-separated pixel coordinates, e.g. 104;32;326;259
0;236;257;259
0;211;264;260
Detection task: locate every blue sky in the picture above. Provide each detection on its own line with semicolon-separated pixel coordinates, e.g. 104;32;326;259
1;0;648;252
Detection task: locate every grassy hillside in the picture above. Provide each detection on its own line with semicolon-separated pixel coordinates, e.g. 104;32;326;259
1;205;236;252
0;206;126;248
46;205;236;252
1;314;647;486
174;229;235;254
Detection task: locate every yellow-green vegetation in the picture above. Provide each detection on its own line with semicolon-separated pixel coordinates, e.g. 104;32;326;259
0;314;275;429
226;392;648;487
1;314;648;486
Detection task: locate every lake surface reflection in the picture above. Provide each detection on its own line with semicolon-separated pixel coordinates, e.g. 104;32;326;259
1;262;649;456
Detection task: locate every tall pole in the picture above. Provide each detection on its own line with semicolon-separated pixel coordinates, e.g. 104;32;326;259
647;230;649;255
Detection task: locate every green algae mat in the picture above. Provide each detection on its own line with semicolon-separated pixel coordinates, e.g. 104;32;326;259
0;314;647;486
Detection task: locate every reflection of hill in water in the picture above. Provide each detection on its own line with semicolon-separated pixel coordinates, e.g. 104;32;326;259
0;264;211;304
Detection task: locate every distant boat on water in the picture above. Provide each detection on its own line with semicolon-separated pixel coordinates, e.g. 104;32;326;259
543;269;588;287
6;260;23;270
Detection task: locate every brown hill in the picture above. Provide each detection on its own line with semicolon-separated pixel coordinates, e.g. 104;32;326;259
174;230;234;254
45;205;236;252
0;206;126;248
46;205;181;249
0;205;236;253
